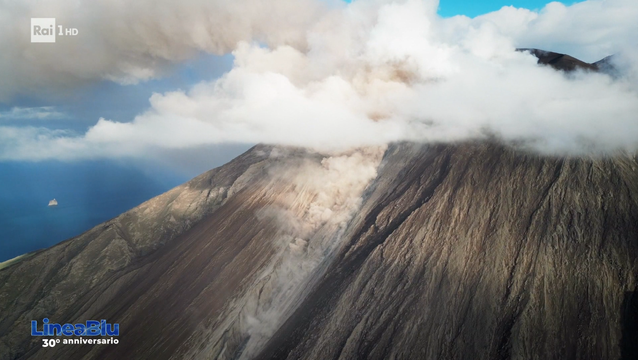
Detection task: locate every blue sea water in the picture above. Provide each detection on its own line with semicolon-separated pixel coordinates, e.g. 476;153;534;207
0;161;190;262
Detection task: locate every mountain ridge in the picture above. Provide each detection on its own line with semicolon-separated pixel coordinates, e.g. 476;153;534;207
518;48;612;72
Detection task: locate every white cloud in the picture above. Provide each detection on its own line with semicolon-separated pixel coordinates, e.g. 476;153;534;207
1;0;638;160
0;106;66;120
0;0;332;100
470;0;638;62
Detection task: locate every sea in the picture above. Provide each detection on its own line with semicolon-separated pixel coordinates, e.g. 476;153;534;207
0;160;189;262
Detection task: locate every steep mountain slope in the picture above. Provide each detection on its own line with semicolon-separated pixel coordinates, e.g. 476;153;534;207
0;145;273;358
0;145;385;359
1;142;638;360
260;142;638;360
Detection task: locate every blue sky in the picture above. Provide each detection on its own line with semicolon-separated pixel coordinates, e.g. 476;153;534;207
437;0;574;17
342;0;573;17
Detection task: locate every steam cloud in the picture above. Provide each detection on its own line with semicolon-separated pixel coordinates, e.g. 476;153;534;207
1;0;638;159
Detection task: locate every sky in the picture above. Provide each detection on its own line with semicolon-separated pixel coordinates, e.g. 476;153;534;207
3;1;567;143
1;0;636;162
0;52;240;175
0;0;589;169
0;0;637;260
437;0;580;17
3;1;576;134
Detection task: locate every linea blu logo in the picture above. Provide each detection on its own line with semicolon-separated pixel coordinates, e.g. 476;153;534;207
30;18;78;43
31;318;119;336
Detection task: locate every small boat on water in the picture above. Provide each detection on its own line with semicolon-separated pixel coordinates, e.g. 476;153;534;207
48;199;58;207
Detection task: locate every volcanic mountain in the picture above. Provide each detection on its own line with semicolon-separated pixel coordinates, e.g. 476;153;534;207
517;48;611;72
1;55;637;360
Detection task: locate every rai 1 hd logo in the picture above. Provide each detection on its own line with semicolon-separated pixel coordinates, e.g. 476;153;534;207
31;18;78;43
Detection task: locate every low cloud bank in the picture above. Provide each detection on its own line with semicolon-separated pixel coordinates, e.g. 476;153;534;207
1;0;637;160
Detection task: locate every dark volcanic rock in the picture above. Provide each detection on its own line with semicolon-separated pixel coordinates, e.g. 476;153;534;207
1;142;638;360
518;48;601;72
260;143;638;360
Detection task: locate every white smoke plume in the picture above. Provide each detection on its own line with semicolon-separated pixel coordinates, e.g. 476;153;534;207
1;0;638;159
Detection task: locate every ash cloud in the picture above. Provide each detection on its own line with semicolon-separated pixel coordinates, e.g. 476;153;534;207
1;0;638;159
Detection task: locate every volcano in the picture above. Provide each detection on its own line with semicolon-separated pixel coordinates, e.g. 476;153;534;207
1;140;637;360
